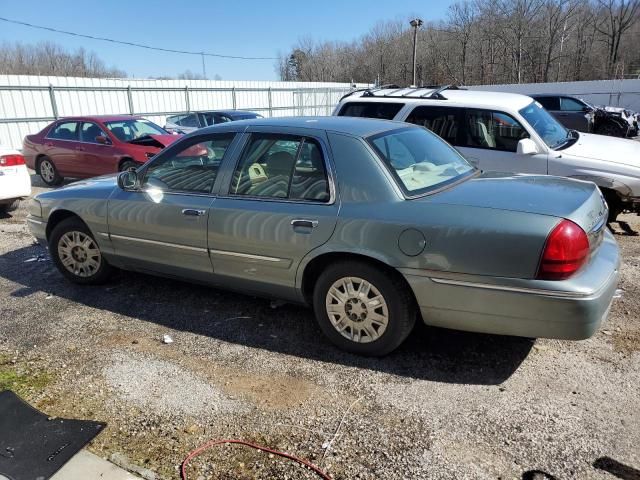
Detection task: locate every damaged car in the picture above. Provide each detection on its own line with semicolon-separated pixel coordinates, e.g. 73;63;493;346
23;116;181;186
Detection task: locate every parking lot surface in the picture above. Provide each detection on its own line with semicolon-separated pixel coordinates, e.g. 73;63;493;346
0;174;639;479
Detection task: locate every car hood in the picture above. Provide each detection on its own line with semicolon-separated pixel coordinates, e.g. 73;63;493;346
563;132;640;167
127;134;181;149
428;172;607;232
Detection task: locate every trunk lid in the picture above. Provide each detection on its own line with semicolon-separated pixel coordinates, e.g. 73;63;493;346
427;172;608;237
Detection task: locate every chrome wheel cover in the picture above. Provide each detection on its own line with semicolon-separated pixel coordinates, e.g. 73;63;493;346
325;276;389;343
40;160;55;183
57;231;102;278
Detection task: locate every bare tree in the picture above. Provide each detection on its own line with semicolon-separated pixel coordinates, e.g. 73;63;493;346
593;0;640;77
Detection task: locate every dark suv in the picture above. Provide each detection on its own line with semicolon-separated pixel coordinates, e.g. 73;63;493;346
531;94;629;137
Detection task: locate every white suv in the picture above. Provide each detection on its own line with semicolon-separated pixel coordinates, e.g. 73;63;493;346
333;86;640;222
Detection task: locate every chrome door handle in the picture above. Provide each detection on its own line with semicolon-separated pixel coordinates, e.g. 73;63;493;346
291;219;318;229
182;209;206;216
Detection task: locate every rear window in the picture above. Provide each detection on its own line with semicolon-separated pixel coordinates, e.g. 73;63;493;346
338;102;404;120
368;127;475;197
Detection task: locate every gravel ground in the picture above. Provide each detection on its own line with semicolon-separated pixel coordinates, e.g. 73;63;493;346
0;173;638;479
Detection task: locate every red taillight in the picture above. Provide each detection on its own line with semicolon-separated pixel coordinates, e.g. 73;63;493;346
0;154;25;167
537;219;590;280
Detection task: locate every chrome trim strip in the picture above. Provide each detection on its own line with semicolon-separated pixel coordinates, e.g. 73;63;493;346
430;277;593;298
109;234;208;253
208;249;283;263
26;217;44;225
96;232;109;238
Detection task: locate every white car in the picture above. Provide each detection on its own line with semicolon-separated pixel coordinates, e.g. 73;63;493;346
334;86;640;222
0;144;31;213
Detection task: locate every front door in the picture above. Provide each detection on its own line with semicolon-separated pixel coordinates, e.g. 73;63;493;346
456;108;548;174
208;129;338;300
107;132;237;281
559;97;590;132
79;121;116;176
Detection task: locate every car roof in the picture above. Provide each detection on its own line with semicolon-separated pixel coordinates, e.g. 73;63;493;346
54;115;143;122
196;116;410;137
169;110;260;117
345;87;534;111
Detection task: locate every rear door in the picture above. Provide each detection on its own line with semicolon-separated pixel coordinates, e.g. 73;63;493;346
43;121;80;176
207;127;338;300
79;121;117;176
107;132;238;282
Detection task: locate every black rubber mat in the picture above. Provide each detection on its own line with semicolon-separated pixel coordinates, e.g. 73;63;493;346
0;390;105;480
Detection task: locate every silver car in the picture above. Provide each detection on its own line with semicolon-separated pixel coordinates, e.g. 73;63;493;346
27;117;620;356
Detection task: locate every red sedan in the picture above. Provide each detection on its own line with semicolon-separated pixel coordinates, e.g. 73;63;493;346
23;115;181;186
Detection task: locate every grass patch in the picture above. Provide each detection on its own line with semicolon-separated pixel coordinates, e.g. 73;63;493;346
0;355;51;396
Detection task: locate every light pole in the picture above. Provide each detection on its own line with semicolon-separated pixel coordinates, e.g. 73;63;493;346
410;18;423;87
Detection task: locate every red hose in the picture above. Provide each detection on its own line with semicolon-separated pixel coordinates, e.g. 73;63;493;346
181;439;333;480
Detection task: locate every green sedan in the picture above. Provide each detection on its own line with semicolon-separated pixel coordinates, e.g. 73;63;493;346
27;117;620;356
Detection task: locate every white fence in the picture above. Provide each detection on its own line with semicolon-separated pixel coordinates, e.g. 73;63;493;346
469;79;640;111
0;75;360;150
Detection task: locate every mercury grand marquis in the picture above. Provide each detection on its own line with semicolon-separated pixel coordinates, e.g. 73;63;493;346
27;117;620;356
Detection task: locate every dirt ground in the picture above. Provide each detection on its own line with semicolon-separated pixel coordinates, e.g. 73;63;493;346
0;173;638;480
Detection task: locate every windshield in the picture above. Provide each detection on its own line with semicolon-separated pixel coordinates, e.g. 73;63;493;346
368;127;475;196
519;101;571;149
104;119;167;141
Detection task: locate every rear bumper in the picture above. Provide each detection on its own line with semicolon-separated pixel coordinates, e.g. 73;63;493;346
0;166;31;202
402;231;620;340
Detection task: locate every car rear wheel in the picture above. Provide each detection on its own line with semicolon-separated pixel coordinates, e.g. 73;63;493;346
38;157;64;186
602;189;623;223
119;159;139;172
49;217;113;284
313;261;416;356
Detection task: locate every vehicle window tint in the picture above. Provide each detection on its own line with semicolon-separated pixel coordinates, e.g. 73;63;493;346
338;102;404;120
560;97;585;112
142;133;235;194
405;106;461;144
230;134;329;202
180;114;199;128
47;121;79;141
167;115;185;125
535;97;560;110
105;119;167;141
80;122;107;144
200;113;215;126
463;109;529;152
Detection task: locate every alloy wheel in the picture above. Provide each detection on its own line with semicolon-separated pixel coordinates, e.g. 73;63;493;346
325;276;389;343
40;160;56;183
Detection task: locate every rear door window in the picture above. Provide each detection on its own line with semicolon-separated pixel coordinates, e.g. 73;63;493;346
535;97;560;110
47;121;79;141
338;102;404;120
463;109;529;152
405;106;462;145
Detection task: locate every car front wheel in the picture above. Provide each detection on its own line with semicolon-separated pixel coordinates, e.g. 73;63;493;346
313;261;416;356
49;217;113;284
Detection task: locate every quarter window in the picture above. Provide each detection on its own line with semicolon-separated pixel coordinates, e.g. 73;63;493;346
463;109;529;152
47;121;79;141
405;106;462;144
230;134;330;202
142;133;235;194
338;102;404;120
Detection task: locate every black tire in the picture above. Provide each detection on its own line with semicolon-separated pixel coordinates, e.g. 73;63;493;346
602;189;623;223
49;217;113;285
0;199;20;213
312;261;416;356
38;156;64;186
119;159;139;172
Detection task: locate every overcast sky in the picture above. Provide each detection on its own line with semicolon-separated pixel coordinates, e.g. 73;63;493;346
0;0;456;80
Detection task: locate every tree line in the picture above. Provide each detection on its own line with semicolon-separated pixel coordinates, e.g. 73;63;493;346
277;0;640;86
0;41;127;78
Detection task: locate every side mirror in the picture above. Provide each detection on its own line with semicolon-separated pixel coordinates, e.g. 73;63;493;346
517;138;539;155
582;106;593;113
96;135;111;145
117;170;139;190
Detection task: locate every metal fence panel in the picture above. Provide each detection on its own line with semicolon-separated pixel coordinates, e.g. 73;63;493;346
0;75;361;149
